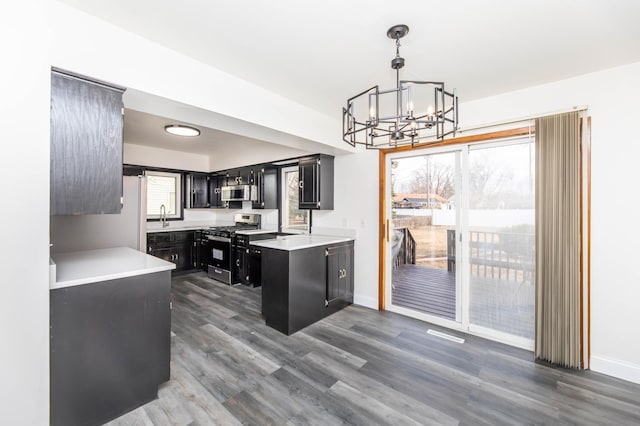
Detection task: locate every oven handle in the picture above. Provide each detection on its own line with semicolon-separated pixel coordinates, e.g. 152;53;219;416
206;235;231;243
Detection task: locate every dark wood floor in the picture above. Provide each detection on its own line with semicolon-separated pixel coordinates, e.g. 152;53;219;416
108;271;640;425
392;264;456;319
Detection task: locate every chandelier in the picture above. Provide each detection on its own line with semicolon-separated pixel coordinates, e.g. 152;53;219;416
342;25;459;149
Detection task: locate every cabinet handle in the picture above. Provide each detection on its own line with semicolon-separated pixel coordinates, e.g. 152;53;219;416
246;249;249;254
299;181;304;189
236;259;240;266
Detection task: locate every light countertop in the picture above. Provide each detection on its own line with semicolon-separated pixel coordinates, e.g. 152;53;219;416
235;229;278;235
50;247;175;290
251;234;353;251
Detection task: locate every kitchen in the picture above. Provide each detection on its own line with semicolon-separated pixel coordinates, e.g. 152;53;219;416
47;66;358;424
6;1;640;425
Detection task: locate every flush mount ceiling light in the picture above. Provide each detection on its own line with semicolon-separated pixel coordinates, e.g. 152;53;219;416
164;124;201;137
343;24;459;149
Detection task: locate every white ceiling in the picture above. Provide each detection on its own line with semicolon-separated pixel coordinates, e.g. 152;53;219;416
57;0;640;120
123;108;313;169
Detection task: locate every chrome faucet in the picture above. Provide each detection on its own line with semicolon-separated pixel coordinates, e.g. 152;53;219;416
160;204;169;228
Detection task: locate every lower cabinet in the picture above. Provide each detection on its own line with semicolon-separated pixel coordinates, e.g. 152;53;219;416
326;242;354;307
147;231;197;273
261;240;354;335
50;272;171;426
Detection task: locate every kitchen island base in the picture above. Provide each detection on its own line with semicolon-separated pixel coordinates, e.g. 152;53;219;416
50;271;171;426
261;240;354;335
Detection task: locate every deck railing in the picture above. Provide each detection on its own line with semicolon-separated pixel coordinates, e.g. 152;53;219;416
393;227;416;267
447;229;535;283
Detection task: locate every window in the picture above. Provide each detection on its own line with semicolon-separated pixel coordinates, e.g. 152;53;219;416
146;171;182;220
281;166;309;233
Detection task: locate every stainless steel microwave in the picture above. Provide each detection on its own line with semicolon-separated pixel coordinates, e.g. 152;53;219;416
221;185;257;202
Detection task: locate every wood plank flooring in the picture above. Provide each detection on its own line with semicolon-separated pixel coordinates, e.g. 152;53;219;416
392;264;456;319
392;264;535;339
107;271;640;425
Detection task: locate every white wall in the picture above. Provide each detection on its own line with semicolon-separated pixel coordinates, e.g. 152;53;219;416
335;62;640;383
0;1;50;424
124;143;210;172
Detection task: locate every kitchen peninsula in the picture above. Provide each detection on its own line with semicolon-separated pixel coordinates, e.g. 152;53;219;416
49;247;175;426
254;234;354;335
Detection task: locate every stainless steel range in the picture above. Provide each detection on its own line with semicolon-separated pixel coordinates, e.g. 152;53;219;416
201;213;261;285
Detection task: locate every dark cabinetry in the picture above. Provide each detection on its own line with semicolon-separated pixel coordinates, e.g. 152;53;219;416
262;240;354;335
196;231;211;270
298;154;334;210
50;272;171;426
187;173;210;208
326;242;354;307
147;231;196;273
50;70;125;215
208;174;227;208
253;167;278;209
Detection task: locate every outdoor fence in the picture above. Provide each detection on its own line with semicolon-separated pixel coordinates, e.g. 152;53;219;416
447;229;535;283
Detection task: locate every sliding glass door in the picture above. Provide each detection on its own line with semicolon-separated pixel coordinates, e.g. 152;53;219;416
386;149;462;326
385;137;535;348
467;141;535;344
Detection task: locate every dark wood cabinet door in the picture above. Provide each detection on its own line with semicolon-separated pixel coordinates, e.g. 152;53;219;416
326;242;354;306
189;173;209;208
252;168;265;209
233;247;247;284
298;159;319;209
147;231;195;272
50;71;124;215
209;175;224;208
298;155;334;210
263;168;278;209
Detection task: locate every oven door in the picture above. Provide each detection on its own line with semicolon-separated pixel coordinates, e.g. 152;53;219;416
206;235;232;270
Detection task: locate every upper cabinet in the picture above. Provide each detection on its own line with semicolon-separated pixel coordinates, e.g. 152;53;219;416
186;173;210;208
298;154;334;210
50;70;125;215
208;174;226;209
253;167;278;210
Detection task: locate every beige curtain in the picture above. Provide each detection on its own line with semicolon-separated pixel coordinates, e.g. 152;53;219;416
535;112;582;368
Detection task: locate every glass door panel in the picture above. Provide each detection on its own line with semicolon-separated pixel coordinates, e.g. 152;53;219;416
467;141;535;341
389;151;460;321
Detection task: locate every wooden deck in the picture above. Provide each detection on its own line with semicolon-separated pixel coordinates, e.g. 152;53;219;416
392;264;534;339
392;264;456;320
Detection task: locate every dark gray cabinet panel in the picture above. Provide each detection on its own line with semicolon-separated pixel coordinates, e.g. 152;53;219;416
298;154;334;210
50;71;124;215
50;271;171;426
326;242;354;307
251;167;278;209
147;231;196;273
208;174;226;208
261;240;354;335
187;173;210;208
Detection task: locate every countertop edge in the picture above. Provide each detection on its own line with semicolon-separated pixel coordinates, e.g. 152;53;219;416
251;236;354;251
50;247;176;290
50;264;175;290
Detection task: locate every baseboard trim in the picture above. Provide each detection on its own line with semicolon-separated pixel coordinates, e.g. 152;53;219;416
590;354;640;385
353;294;378;310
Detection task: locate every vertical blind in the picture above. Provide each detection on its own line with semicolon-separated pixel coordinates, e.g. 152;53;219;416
534;111;582;368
